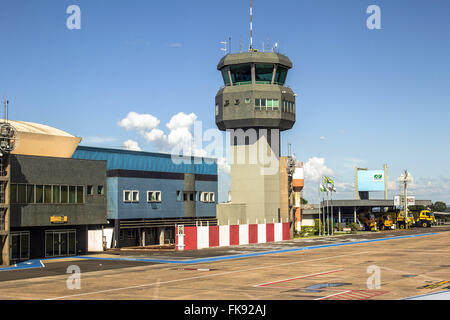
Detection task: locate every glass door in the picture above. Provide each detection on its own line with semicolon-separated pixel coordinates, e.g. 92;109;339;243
45;230;76;257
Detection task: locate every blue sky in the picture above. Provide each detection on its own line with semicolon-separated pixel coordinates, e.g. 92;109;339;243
1;0;449;203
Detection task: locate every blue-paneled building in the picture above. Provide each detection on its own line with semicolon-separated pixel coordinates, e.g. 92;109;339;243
73;146;218;247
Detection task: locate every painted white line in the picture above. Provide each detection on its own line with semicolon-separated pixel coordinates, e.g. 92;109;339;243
46;251;369;300
255;269;344;287
315;290;351;300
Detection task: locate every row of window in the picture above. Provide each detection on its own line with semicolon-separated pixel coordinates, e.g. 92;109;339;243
221;64;288;86
219;98;295;113
9;184;103;204
123;190;162;203
123;190;215;203
256;99;295;113
176;191;215;203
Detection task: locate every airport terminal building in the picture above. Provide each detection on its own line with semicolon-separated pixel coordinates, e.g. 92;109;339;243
73;146;218;248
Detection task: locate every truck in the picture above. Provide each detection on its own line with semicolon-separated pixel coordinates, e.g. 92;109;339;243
412;210;435;228
394;210;435;229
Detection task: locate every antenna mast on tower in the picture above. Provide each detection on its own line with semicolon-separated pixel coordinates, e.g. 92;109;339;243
249;0;253;51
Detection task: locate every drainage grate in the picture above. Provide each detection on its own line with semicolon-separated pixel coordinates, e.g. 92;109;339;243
401;275;417;278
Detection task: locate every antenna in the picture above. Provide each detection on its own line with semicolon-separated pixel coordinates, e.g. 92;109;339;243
249;0;253;51
239;37;243;53
229;37;232;53
220;40;227;56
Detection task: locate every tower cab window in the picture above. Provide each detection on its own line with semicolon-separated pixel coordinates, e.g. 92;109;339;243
274;66;288;85
229;64;252;85
255;64;274;84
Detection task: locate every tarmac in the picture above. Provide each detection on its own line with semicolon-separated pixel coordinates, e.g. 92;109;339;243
0;226;449;300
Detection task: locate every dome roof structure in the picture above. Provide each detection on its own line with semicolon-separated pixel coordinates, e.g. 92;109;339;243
4;119;82;158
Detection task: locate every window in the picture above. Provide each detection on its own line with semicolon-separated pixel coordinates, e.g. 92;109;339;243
176;190;182;201
26;185;35;204
69;186;76;204
274;66;288;85
273;99;279;110
98;185;104;195
221;69;231;86
77;186;84;204
200;192;215;203
52;185;60;204
123;190;138;203
17;184;26;204
255;99;279;111
255;64;274;83
230;64;252;85
60;186;68;204
87;185;94;195
148;191;161;202
44;185;52;204
267;99;273;111
215;104;219;116
183;191;194;201
36;185;44;203
119;229;124;241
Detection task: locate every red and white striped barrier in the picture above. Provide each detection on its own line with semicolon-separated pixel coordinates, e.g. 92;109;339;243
176;222;291;251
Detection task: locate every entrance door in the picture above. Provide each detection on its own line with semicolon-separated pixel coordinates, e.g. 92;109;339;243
10;232;30;261
45;230;76;257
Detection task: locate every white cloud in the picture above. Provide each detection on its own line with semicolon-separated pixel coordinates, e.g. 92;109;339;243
123;139;142;151
319;136;326;140
166;112;197;131
118;112;160;132
143;128;167;143
304;157;334;182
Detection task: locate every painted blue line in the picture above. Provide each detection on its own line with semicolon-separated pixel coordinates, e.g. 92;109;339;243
0;259;44;272
76;232;439;265
403;290;450;300
0;232;440;270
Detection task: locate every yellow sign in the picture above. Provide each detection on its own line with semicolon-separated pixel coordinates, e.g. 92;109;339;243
50;216;68;224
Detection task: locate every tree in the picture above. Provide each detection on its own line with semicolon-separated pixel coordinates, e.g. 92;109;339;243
300;197;308;205
431;201;447;212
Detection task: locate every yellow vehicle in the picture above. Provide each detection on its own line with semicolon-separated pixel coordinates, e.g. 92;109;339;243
377;214;394;230
395;211;414;229
358;213;378;231
412;210;435;228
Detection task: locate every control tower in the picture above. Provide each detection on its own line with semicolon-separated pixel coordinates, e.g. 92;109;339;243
215;51;297;224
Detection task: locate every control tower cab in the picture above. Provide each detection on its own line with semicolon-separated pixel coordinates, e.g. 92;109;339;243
215;51;296;132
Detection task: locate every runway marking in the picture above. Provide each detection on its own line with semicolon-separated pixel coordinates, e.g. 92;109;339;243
46;251;369;300
255;269;344;287
316;289;389;300
316;290;351;300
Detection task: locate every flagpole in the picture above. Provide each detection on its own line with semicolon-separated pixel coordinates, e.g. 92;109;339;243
318;183;321;236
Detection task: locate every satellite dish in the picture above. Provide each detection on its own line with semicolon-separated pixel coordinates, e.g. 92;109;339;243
272;42;278;52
